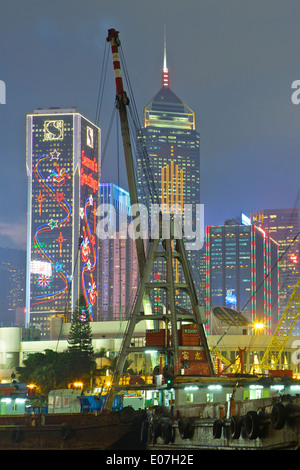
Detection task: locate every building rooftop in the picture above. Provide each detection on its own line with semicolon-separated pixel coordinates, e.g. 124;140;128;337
33;107;77;114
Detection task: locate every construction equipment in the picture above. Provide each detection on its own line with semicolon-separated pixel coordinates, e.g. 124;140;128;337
105;29;215;409
212;348;246;375
260;276;300;371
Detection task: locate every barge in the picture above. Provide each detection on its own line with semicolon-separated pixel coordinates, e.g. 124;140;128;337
0;406;146;450
139;375;300;450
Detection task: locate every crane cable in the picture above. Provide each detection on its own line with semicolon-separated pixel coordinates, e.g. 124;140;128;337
55;40;113;350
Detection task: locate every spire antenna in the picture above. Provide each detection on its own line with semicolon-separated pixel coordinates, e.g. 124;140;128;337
162;24;169;87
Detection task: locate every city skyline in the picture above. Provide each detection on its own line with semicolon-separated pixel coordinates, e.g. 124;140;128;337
1;1;300;252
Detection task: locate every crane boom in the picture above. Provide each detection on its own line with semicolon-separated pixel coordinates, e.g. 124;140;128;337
106;28;146;276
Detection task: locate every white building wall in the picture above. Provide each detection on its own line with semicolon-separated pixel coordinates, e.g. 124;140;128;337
0;325;299;380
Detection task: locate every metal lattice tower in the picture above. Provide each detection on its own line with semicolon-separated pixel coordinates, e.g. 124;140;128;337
105;29;215;410
106;214;215;409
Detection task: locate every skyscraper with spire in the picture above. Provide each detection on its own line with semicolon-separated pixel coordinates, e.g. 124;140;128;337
136;33;201;310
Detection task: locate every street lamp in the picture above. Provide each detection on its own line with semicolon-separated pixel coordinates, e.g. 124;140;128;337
73;382;83;389
252;322;265;334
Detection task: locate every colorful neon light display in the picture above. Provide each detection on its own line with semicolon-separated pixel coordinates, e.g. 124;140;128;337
80;167;98;193
290;253;299;265
35;274;53;290
80;194;98;319
26;112;100;329
32;150;72;306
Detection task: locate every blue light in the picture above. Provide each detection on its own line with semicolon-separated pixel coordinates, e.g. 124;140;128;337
225;291;237;308
241;213;251;225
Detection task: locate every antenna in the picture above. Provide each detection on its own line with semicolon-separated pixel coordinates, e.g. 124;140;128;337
162;23;169;87
163;23;167;72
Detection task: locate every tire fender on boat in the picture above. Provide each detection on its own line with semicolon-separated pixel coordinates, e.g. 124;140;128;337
178;418;194;439
230;415;241;439
161;420;175;444
271;402;286;430
148;419;161;444
244;411;260;439
147;421;154;444
212;419;223;439
119;406;136;424
140;420;149;444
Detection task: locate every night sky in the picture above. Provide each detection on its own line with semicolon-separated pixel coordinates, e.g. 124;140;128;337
1;0;300;251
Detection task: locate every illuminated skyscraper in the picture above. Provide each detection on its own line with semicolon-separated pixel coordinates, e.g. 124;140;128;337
250;208;300;332
206;221;279;335
26;108;100;336
137;67;199;212
98;183;138;321
136;46;201;310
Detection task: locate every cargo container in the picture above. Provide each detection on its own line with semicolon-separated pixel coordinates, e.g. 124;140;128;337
145;329;170;347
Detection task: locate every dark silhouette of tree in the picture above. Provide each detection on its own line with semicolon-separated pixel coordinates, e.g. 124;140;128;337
16;349;70;398
67;295;95;381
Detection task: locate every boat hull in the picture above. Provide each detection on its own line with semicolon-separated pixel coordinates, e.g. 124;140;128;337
0;408;146;450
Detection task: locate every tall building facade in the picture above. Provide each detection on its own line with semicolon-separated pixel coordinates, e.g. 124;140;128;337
250;208;300;332
137;65;200;214
206;222;279;335
98;183;138;321
136;52;201;311
26;108;100;336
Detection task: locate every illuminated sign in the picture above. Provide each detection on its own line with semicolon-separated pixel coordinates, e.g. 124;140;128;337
87;126;94;148
44;120;64;141
80;168;98;193
81;150;98;172
241;213;251;226
80;150;98;193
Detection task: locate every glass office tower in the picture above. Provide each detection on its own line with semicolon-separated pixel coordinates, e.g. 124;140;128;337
26;108;100;336
137;84;200;213
136;60;201;312
206;223;279;335
98;183;138;321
